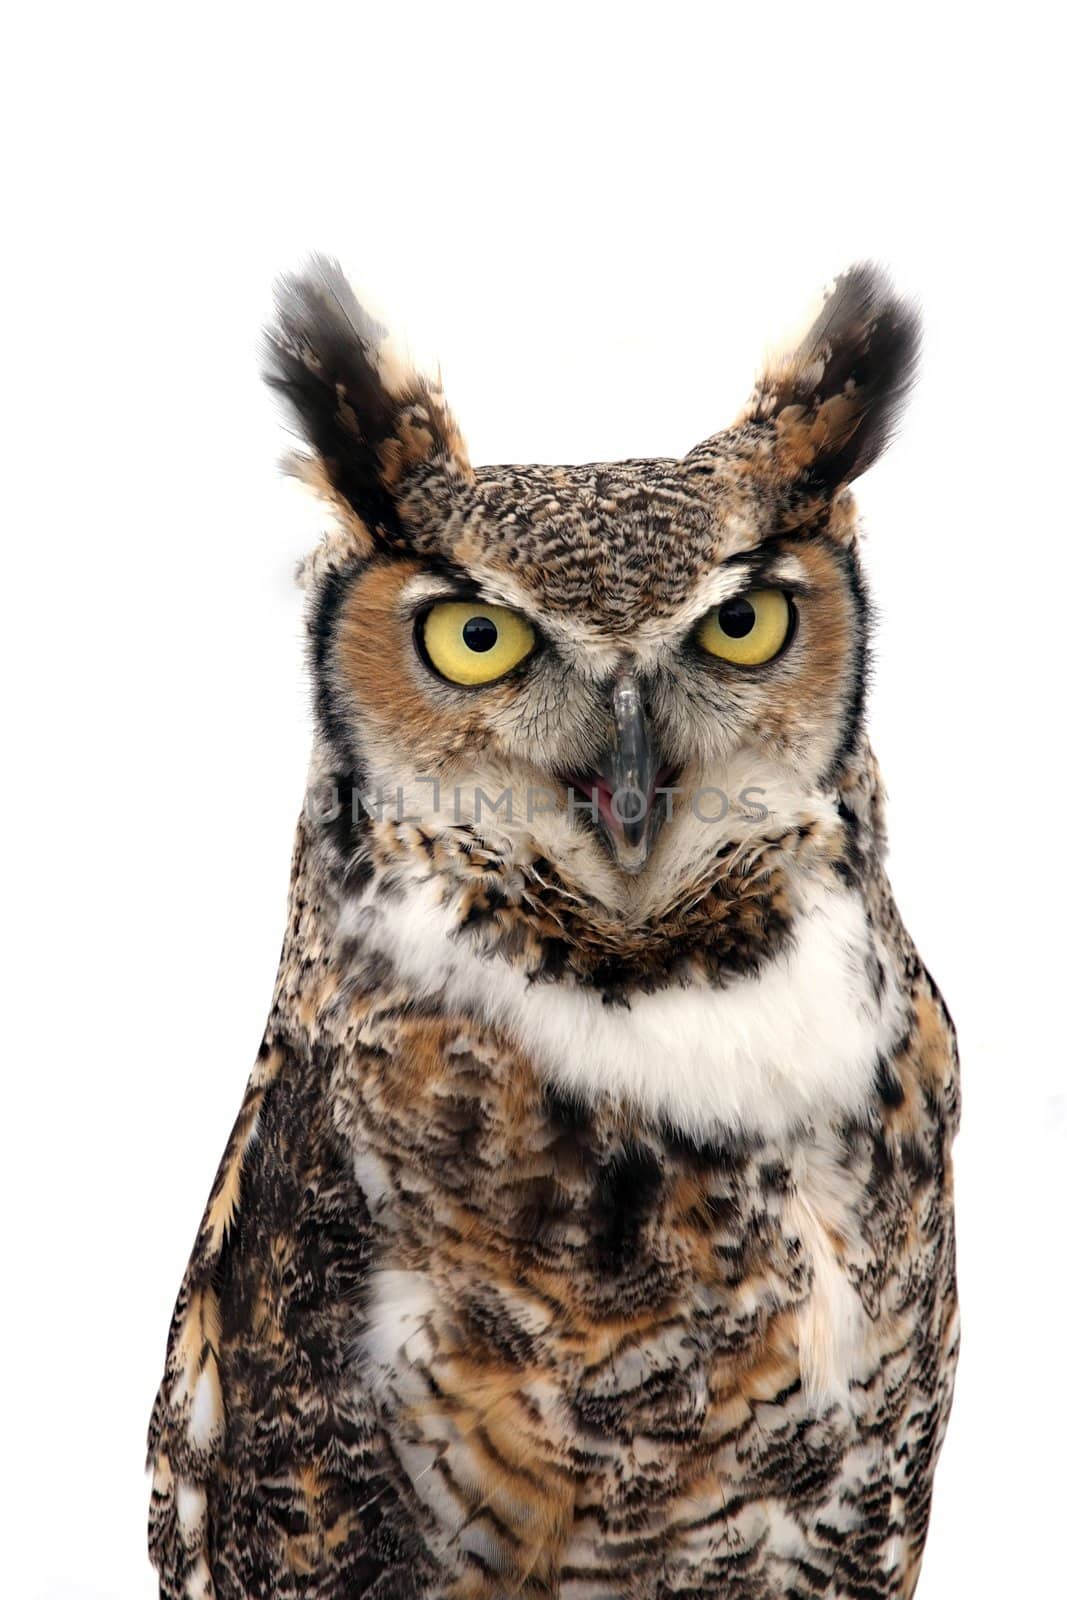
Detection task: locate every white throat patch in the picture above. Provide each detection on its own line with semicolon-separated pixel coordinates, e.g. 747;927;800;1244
339;876;905;1142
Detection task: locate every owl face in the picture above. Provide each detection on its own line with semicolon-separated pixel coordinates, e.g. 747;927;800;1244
268;260;915;924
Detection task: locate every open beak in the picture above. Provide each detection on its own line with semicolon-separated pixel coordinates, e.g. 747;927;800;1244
597;669;662;875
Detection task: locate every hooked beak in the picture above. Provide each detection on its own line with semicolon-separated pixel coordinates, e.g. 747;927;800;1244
597;669;663;875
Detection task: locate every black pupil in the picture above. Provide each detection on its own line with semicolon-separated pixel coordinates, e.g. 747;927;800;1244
462;616;499;653
718;597;756;638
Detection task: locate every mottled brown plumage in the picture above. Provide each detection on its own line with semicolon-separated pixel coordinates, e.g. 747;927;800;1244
149;260;957;1599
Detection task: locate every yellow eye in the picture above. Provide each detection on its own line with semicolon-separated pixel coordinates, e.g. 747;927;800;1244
419;600;536;686
697;588;793;666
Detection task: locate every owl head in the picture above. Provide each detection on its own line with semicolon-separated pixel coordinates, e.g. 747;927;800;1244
264;259;918;986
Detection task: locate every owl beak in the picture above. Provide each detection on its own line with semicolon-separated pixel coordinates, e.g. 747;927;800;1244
600;669;661;875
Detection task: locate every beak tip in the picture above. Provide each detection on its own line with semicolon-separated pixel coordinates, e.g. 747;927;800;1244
619;858;649;877
610;835;653;876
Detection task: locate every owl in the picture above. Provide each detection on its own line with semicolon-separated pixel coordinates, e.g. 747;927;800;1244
148;259;959;1600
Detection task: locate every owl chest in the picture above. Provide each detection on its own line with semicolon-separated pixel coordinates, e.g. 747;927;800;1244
350;1083;881;1591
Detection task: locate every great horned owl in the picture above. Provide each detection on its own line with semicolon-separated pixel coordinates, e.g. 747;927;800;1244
148;259;958;1600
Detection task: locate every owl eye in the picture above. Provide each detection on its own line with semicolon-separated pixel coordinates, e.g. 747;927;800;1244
418;600;536;686
697;588;793;666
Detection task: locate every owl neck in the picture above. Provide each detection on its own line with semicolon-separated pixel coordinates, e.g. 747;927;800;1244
267;737;904;1143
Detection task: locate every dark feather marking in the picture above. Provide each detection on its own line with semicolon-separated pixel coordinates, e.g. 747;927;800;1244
591;1144;664;1273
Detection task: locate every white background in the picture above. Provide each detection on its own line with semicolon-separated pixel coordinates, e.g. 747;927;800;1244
4;5;1064;1596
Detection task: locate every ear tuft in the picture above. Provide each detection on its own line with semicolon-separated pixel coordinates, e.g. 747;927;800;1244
746;263;921;494
262;255;469;549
